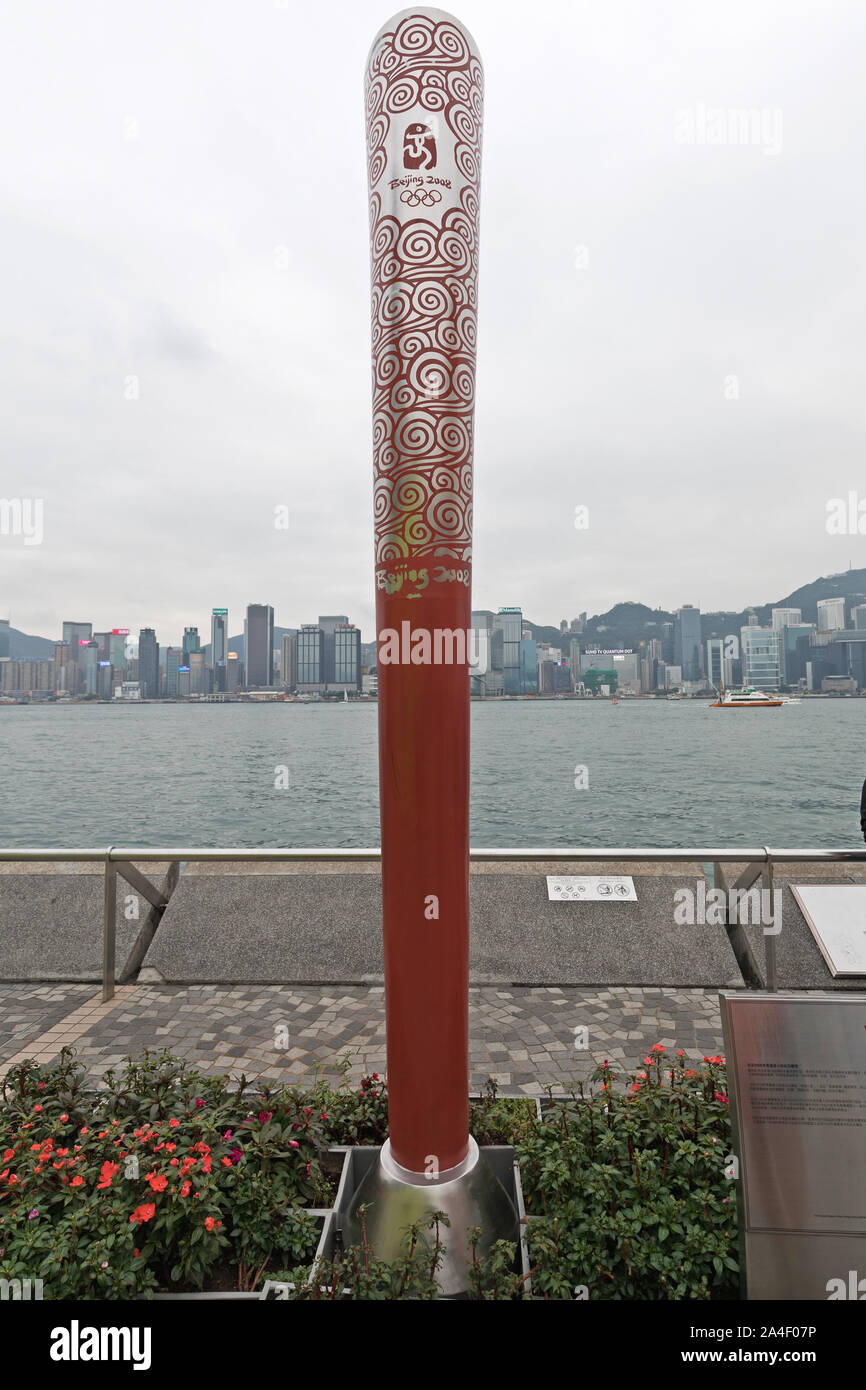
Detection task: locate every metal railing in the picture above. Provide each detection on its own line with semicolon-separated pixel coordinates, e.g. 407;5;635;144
1;845;865;1001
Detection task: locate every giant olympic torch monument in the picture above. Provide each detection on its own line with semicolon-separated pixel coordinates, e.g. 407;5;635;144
343;8;517;1292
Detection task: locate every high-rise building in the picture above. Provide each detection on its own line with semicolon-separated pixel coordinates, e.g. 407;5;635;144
183;627;201;659
245;604;274;687
772;607;802;630
52;640;75;691
280;633;298;689
226;652;241;694
469;611;494;678
165;647;184;696
210;609;228;690
189;650;208;695
674;605;702;681
138;628;160;699
740;625;782;690
333;625;362;691
520;638;538;694
853;604;866;631
706;638;724;688
97;661;113;700
817;597;846;632
297;625;323;691
109;629;129;672
317;616;349;686
0;619;10;659
779;623;816;685
497;607;523;694
81;640;99;695
62;622;92;664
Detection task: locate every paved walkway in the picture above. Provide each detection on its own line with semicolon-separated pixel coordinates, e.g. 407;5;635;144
0;983;725;1092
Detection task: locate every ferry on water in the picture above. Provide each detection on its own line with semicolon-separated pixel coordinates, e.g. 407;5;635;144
710;686;783;708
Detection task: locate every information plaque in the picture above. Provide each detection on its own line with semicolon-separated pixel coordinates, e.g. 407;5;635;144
546;875;637;902
720;992;866;1299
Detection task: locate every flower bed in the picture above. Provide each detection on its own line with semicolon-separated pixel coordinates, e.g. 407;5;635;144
519;1050;737;1300
0;1046;736;1300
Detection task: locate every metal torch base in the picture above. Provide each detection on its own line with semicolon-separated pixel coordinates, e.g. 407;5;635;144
340;1137;519;1297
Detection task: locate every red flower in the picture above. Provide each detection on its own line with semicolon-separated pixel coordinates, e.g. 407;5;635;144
204;1216;216;1230
70;1176;84;1187
168;1118;180;1129
129;1203;156;1225
59;1113;68;1122
97;1161;119;1190
146;1174;168;1193
180;1182;191;1197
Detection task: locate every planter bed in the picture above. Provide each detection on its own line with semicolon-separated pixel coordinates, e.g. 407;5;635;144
1;1045;737;1299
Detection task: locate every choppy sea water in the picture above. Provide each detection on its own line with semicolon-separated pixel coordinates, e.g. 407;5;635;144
0;699;863;849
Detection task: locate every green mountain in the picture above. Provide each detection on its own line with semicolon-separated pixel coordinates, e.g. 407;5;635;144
525;570;866;651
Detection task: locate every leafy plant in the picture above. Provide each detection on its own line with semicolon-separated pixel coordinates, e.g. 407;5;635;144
518;1049;737;1300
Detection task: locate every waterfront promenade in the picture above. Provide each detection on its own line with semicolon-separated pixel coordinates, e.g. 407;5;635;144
3;850;864;1091
0;980;725;1093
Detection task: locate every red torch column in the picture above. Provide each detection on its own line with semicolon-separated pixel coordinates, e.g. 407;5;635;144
345;9;516;1292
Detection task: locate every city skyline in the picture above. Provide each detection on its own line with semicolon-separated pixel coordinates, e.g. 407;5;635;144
4;585;866;698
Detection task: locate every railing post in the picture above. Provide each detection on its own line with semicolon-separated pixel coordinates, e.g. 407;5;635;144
763;848;778;993
102;847;116;1002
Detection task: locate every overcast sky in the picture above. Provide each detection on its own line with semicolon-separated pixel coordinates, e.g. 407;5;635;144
2;0;865;646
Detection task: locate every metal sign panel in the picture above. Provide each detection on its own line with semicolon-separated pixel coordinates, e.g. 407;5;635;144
791;885;866;977
546;875;637;902
720;992;866;1299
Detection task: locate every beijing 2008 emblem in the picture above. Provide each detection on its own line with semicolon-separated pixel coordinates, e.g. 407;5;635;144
403;122;437;170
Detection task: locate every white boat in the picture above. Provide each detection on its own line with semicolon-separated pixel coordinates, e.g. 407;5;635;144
711;686;783;708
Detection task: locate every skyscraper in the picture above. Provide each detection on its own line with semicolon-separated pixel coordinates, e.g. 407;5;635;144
0;619;10;659
817;597;846;632
165;647;183;696
771;607;802;629
210;609;228;691
138;628;160;699
183;627;201;659
497;607;523;694
280;633;298;689
81;641;99;695
189;650;208;695
318;616;349;686
62;622;92;666
740;625;782;690
245;604;274;687
333;624;362;691
297;625;323;690
674;605;702;682
108;630;129;672
853;604;866;631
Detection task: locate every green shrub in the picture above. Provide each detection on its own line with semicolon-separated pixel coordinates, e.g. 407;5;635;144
518;1049;738;1300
